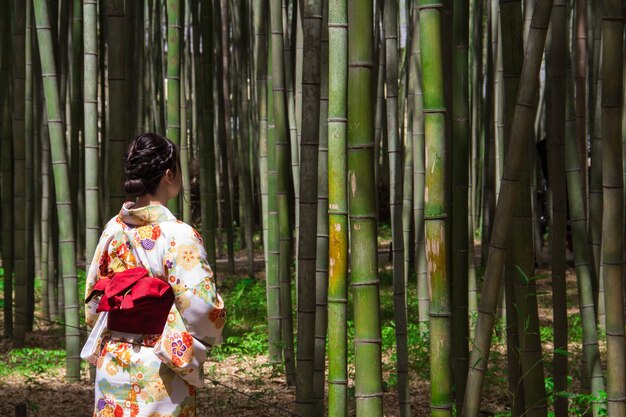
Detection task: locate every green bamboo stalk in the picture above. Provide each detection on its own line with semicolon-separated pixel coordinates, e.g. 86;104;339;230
452;0;469;412
285;0;300;260
327;0;349;412
270;0;296;385
493;0;503;207
403;31;414;315
462;2;554;415
12;0;27;348
43;111;57;322
0;6;13;337
58;0;69;127
591;46;604;330
34;0;81;382
565;52;606;417
348;0;383;414
33;60;45;320
84;0;99;302
265;21;284;366
418;2;452;416
575;0;588;208
601;1;626;415
167;0;182;216
403;63;414;318
384;1;410;414
549;3;568;416
313;3;329;413
254;0;269;279
180;0;191;224
468;0;482;315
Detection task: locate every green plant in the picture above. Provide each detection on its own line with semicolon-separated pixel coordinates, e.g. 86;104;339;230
544;375;608;417
212;324;269;359
0;348;66;378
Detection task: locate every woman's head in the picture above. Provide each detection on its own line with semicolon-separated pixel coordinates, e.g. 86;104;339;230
124;133;182;199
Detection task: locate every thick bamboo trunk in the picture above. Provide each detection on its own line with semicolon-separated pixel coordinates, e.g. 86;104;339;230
199;0;217;266
313;2;329;414
34;0;81;382
601;1;626;415
0;7;13;337
295;0;322;414
451;0;469;412
84;0;99;300
106;0;126;217
12;0;27;348
348;0;384;414
418;2;452;416
327;0;349;413
266;25;284;367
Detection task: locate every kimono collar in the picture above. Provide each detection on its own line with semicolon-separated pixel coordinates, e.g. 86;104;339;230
118;201;177;226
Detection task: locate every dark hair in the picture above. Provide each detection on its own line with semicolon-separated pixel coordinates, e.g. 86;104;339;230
124;133;180;197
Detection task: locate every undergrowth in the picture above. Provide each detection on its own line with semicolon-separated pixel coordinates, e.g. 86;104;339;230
0;348;66;379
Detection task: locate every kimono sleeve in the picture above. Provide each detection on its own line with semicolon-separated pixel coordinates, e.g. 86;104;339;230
84;229;113;328
163;224;225;346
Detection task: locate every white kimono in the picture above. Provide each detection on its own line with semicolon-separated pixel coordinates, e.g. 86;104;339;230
85;202;225;417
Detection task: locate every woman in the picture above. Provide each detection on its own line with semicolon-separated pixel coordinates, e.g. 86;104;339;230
84;133;225;417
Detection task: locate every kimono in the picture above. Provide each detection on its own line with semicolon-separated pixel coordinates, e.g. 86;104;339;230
84;202;225;417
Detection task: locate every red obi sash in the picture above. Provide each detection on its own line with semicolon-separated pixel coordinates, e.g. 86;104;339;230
85;267;174;334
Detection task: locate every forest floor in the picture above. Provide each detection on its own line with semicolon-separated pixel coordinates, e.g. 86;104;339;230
0;237;600;417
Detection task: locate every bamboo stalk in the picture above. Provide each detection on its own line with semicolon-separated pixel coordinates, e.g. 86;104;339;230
167;0;182;216
549;2;568;416
295;0;323;413
452;0;469;412
348;0;384;414
600;1;626;415
34;0;81;382
462;2;554;415
0;6;13;337
327;0;349;412
313;0;330;413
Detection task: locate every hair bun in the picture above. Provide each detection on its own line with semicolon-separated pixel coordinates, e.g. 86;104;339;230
124;178;146;197
124;132;180;197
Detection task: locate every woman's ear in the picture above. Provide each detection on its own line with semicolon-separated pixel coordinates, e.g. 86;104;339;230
164;168;175;184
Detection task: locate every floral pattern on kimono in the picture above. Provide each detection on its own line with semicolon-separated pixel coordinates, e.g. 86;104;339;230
85;202;225;417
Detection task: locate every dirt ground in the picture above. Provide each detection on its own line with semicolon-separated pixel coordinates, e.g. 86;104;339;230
0;250;590;417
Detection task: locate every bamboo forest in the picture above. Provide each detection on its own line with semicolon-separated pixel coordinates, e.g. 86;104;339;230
2;0;626;416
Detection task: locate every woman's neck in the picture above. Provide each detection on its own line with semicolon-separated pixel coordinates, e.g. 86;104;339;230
134;193;169;209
